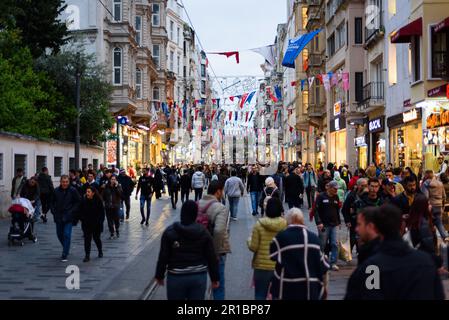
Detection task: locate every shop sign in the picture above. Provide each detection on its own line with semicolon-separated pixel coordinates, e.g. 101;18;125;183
403;99;411;108
334;101;341;116
426;108;449;129
403;109;418;123
368;117;384;133
355;136;366;147
330;117;346;132
128;129;140;142
428;84;449;98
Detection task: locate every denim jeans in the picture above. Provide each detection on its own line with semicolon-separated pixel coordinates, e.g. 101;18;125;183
33;198;41;220
194;188;203;201
140;195;151;222
305;186;316;209
253;269;273;300
228;197;240;219
213;255;226;300
432;207;447;239
318;225;338;265
250;192;260;214
166;272;207;300
56;222;72;257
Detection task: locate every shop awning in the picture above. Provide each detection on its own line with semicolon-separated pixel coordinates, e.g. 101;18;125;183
434;16;449;33
391;18;422;43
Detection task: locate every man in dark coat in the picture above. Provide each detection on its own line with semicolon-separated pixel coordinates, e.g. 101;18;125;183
167;167;180;209
345;204;445;300
37;167;54;223
284;167;304;209
117;169;135;220
270;208;329;300
180;169;192;204
51;175;81;262
11;168;26;199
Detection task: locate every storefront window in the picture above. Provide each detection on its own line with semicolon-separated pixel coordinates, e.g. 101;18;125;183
330;129;347;166
390;121;422;174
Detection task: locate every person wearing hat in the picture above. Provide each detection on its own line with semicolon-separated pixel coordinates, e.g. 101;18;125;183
117;169;136;221
314;180;342;271
259;177;280;217
154;200;220;300
380;178;396;203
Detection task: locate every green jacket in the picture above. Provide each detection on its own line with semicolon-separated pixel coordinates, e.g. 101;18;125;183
247;217;287;271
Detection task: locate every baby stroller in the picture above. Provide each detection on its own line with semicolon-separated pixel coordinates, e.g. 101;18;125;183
7;198;37;246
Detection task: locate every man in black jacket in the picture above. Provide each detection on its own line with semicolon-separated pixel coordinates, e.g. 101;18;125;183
314;181;341;271
345;204;445;300
155;200;219;300
180;169;192;204
284;166;305;209
11;168;26;199
118;169;135;220
136;168;154;226
342;178;368;254
247;165;263;216
51;175;81;262
38;167;54;223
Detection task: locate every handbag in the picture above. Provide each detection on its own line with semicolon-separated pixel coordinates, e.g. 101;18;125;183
338;231;352;263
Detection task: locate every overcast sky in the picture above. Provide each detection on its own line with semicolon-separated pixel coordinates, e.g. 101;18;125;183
182;0;287;77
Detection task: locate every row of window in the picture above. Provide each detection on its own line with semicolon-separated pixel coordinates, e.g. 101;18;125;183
112;1;161;28
0;154;99;181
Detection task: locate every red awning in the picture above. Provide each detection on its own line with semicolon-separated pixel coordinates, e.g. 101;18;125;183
434;16;449;33
391;18;423;43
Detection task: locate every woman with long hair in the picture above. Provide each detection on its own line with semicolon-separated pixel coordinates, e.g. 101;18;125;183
407;194;441;269
76;186;105;262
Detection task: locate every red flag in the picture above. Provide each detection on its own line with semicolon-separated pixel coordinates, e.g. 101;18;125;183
212;99;216;104
211;110;217;121
229;96;234;102
245;111;249;122
195;109;199;121
291;81;297;87
267;87;278;103
289;126;294;133
178;107;182;118
239;93;249;108
316;74;323;84
274;110;278;122
209;51;240;64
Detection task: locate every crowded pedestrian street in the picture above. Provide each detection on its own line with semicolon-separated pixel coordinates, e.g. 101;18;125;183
2;0;449;307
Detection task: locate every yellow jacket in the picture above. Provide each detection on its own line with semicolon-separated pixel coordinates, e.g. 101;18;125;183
247;217;287;271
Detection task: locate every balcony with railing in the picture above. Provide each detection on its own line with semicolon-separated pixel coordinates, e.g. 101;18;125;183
356;82;384;112
365;10;384;46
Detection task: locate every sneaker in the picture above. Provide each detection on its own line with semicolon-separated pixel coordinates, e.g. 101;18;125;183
145;221;149;226
61;255;68;262
120;219;124;223
126;215;130;220
331;264;339;271
116;232;120;238
140;219;145;225
83;256;90;263
98;251;103;258
231;217;238;221
109;234;115;240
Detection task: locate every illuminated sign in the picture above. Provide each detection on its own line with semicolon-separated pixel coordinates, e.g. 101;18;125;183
403;109;418;123
368;117;384;133
334;101;341;116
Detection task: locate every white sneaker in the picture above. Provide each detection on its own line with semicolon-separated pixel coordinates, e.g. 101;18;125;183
231;217;238;221
331;264;339;271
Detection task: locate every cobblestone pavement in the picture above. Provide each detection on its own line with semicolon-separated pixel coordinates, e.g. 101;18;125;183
0;190;181;300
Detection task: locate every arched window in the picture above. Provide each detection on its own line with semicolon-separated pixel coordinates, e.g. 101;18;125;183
136;68;142;99
113;47;122;85
153;86;160;101
113;0;122;22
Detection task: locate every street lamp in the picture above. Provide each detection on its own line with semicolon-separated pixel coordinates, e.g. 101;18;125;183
74;52;81;170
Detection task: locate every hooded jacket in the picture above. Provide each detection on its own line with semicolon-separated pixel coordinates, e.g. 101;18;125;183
198;194;231;255
191;171;206;189
333;172;347;202
224;176;245;198
155;222;219;282
248;217;287;270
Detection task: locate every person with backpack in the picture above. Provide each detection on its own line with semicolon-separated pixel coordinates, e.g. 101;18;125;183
197;181;231;300
259;177;280;217
167;167;181;210
154;200;220;300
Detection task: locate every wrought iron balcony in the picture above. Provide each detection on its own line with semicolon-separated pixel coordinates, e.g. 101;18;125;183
365;11;384;45
356;81;384;112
